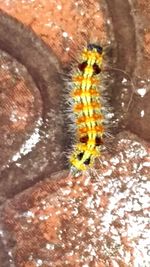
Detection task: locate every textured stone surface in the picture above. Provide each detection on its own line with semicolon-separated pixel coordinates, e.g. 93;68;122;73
0;0;106;64
0;0;150;266
0;11;67;204
0;131;150;267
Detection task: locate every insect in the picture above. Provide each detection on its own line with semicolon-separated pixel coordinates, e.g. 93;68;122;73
69;43;105;174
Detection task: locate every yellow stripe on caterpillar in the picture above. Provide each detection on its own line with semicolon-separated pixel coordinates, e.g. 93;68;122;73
76;113;103;124
78;125;104;135
74;102;101;112
75;142;99;153
71;88;100;98
73;76;99;86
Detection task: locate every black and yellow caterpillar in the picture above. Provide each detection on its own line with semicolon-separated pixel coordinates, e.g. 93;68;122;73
70;44;105;172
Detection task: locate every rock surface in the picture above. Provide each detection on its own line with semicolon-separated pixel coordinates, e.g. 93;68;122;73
0;0;150;266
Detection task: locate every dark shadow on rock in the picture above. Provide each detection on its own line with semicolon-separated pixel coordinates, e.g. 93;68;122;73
0;10;69;204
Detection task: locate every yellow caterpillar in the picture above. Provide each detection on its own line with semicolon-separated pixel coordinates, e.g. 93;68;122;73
69;44;105;173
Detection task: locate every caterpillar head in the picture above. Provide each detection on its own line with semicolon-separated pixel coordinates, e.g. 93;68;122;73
87;43;103;54
82;43;103;69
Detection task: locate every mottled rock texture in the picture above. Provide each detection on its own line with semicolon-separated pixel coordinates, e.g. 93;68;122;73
0;0;150;266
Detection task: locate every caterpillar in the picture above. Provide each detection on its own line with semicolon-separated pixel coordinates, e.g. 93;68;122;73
69;43;105;174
